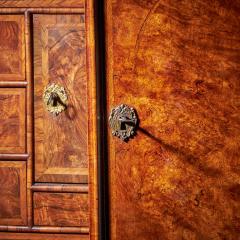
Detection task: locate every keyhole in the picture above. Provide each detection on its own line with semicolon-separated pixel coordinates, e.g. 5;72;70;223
120;122;127;130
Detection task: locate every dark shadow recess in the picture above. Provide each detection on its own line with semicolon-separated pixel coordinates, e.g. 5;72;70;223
94;1;109;240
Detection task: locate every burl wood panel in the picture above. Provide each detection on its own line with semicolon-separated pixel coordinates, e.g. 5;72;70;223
34;14;88;183
0;89;25;153
0;161;27;225
106;0;240;239
0;15;25;80
33;192;89;227
0;233;89;240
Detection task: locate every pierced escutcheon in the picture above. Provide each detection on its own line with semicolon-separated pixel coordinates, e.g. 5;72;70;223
43;83;68;116
109;104;138;141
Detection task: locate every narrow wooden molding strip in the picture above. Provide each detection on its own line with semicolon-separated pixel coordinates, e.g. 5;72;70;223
31;184;89;193
0;82;27;87
0;154;29;160
32;227;89;234
0;8;85;13
0;233;88;240
25;10;33;228
0;226;29;232
0;226;89;234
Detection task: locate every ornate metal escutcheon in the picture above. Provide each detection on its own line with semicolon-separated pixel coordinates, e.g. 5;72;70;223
43;83;68;116
109;104;138;141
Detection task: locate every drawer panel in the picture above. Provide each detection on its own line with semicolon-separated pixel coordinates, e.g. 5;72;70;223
0;15;25;80
33;192;89;227
0;161;27;225
0;88;26;153
33;14;88;183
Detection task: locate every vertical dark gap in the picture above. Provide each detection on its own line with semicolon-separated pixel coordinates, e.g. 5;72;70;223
94;1;109;240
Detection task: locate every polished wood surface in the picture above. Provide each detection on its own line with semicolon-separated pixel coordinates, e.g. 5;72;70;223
0;225;89;234
25;10;34;229
0;0;84;8
0;233;89;240
0;3;98;240
0;161;26;225
86;0;99;238
0;154;28;160
0;15;25;80
33;14;88;183
31;183;88;193
33;192;89;227
0;88;25;153
106;0;240;239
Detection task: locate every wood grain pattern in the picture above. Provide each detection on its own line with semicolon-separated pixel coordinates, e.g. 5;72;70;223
0;0;84;8
0;233;89;240
0;154;28;160
0;82;27;87
106;0;240;239
85;1;99;239
34;14;88;183
0;15;25;80
25;10;34;229
0;161;27;225
0;226;89;234
0;88;25;153
31;183;88;193
0;3;97;239
33;192;89;227
0;8;85;14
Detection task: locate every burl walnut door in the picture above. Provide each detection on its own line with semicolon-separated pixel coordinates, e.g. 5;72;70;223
0;2;98;240
106;0;240;240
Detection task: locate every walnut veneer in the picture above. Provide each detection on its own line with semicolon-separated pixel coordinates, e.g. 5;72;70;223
0;2;98;240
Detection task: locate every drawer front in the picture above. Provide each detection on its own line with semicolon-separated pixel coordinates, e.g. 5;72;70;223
33;192;89;227
0;88;25;153
0;15;25;80
0;161;27;225
33;14;88;184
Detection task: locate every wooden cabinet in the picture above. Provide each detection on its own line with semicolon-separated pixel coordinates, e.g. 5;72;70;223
0;1;98;240
1;0;239;240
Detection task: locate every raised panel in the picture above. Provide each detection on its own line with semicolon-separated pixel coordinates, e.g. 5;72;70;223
0;88;26;153
0;161;27;225
33;192;89;227
0;15;25;80
33;14;88;183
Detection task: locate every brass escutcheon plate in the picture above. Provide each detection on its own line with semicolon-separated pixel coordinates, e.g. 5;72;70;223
109;104;138;141
43;83;68;116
